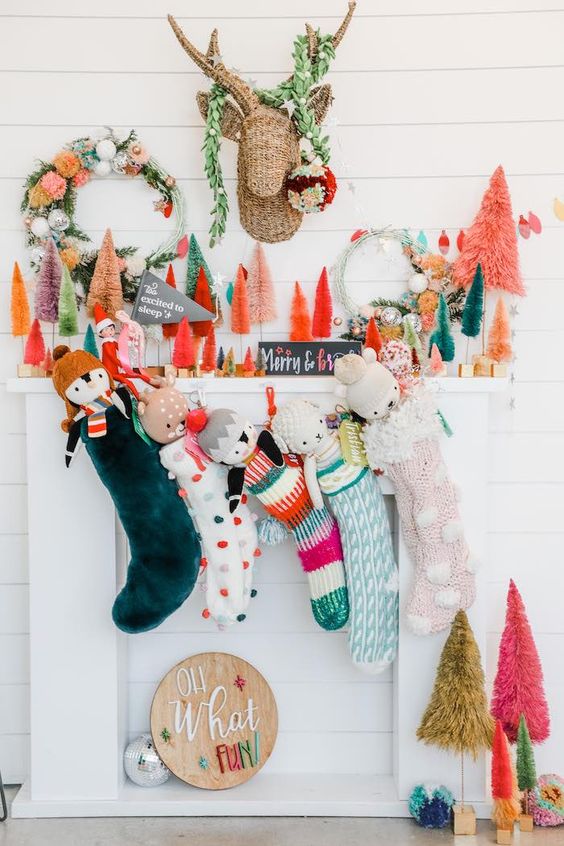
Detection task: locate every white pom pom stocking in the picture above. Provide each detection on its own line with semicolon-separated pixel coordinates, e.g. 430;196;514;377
159;442;257;626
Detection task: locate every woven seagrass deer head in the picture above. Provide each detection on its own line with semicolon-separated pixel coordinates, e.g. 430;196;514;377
168;3;356;244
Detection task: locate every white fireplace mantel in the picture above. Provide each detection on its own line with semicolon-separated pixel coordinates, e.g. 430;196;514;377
7;375;505;818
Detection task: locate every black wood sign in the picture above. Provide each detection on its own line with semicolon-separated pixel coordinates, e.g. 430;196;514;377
257;341;362;376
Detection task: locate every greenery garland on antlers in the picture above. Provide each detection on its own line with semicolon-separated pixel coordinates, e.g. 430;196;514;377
331;228;466;343
203;29;339;246
21;129;185;303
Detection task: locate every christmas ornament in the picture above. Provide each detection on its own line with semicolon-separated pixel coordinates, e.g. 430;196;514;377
408;272;428;294
123;734;170;787
438;230;450;255
333;316;342;327
380;306;402;327
403;312;422;333
287;162;337;214
416;230;428;250
47;208;69;232
96;138;117;161
518;214;531;239
30;216;50;238
111;151;129;173
30;246;45;265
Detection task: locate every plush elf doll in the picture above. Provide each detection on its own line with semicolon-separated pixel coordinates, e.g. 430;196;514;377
197;409;349;632
136;377;258;627
52;346;201;633
272;399;399;673
94;304;156;399
334;349;476;636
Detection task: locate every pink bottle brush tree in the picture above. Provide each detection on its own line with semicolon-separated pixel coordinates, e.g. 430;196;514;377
491;579;550;744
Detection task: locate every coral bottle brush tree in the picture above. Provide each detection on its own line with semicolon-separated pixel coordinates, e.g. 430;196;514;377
491;720;520;836
290;281;313;342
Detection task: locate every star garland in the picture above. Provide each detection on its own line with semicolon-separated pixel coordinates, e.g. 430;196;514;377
203;29;336;245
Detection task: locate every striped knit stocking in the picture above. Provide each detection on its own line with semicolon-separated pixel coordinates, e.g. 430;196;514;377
245;456;349;631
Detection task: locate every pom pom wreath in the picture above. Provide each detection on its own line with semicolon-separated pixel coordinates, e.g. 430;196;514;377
172;317;195;369
201;325;217;372
35;238;62;323
428;293;455;362
454;165;525;296
86;228;124;318
258;515;289;546
28;183;52;209
290;281;313;341
247;242;277;324
162;264;179;340
486;297;513;363
491;579;550;744
287;162;337;214
408;784;454;829
417;610;494;758
231;264;250;335
83;323;99;357
24;318;46;366
58;265;79;337
191;266;214;338
311;267;332;339
461;263;484;339
364;317;383;356
530;774;564;826
10;262;31;338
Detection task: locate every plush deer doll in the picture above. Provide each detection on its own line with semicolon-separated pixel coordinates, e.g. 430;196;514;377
168;3;355;243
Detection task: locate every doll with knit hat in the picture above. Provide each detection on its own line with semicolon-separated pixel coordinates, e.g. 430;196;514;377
94;303;157;399
51;345;131;466
334;349;476;636
51;346;201;633
198;409;350;633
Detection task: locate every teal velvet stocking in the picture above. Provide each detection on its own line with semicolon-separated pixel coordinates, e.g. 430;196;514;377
82;406;201;633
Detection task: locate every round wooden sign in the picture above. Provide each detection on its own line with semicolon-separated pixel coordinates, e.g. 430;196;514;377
150;652;278;790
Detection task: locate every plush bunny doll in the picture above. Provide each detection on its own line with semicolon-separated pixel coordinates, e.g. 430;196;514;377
272;399;398;673
51;346;201;634
198;409;349;632
334;349;476;636
137;377;258;627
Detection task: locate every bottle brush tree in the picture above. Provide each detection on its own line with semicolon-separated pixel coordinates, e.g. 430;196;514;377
454;165;525;296
231;264;250;335
428;293;455;362
417;610;494;806
83;323;99;358
429;343;445;375
35;238;62;323
311;267;332;339
364;317;383;357
243;346;255;373
11;262;31;340
24;318;46;366
491;720;521;831
201;325;217;372
516;714;537;816
216;345;225;371
486;298;513;363
247;242;277;326
172;317;195;369
58;266;80;338
403;318;423;359
461;263;484;359
491;579;550;744
162;263;179;340
290;281;313;342
86;228;124;318
192;266;214;339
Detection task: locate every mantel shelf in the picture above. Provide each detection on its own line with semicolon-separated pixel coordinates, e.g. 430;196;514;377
7;375;508;395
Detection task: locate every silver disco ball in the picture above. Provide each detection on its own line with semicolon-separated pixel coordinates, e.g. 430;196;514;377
123;734;170;787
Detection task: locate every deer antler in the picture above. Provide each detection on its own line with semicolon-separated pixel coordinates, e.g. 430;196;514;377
167;15;259;116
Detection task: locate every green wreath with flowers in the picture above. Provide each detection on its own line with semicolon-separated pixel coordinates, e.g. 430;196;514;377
21;129;186;303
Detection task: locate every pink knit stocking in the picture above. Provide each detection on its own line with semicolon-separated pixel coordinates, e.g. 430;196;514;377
386;437;475;635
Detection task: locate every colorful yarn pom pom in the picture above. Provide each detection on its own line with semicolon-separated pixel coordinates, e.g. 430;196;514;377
258;515;289;546
408;783;454;828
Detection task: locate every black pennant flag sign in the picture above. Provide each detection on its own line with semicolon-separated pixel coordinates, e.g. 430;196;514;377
131;270;216;325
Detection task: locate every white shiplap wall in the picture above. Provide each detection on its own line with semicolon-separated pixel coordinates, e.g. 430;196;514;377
2;0;564;784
